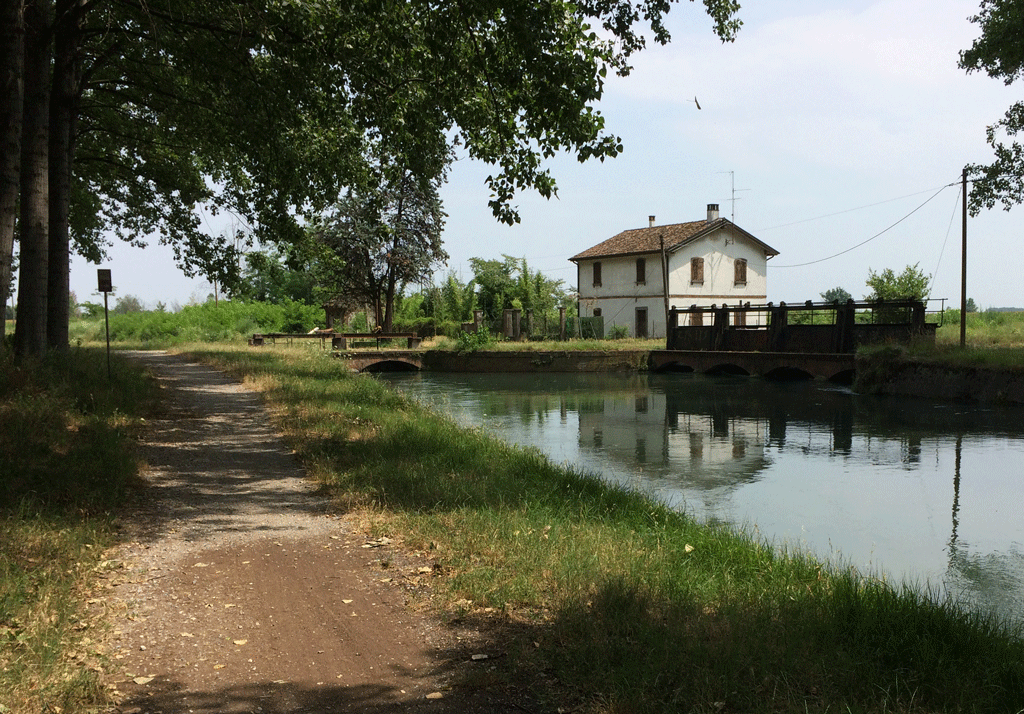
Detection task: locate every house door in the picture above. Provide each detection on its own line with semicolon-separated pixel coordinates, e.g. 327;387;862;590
635;307;648;339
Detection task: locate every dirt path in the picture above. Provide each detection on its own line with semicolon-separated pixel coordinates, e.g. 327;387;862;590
101;352;523;714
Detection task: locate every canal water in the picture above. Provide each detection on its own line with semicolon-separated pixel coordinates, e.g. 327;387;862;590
380;371;1024;624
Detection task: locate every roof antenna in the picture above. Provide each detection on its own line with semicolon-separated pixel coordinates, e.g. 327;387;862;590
716;170;750;222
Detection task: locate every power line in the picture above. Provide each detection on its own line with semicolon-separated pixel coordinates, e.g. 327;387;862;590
757;183;958;232
772;184;955;269
929;184;963;298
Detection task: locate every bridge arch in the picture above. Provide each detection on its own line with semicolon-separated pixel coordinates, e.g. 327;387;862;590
652;361;696;374
358;359;421;373
705;363;751;377
827;368;856;385
762;366;814;381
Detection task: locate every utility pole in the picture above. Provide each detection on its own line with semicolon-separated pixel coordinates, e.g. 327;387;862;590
961;167;968;349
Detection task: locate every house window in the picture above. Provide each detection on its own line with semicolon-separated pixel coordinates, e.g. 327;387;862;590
593;308;602;317
636;257;646;285
690;257;704;285
734;258;747;286
593;261;602;287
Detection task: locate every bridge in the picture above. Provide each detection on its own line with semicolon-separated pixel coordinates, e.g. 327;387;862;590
337;350;424;373
648;350;855;382
336;349;855;381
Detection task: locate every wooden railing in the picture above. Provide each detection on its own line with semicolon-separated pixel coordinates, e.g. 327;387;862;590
250;332;421;350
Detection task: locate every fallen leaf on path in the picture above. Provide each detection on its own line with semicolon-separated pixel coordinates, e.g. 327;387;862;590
234;639;247;645
193;563;209;568
342;599;353;604
426;692;443;700
213;664;226;669
180;632;194;638
133;677;153;685
362;537;392;548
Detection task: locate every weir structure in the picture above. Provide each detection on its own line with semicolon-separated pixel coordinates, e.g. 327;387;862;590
656;298;936;381
313;299;938;381
666;299;935;355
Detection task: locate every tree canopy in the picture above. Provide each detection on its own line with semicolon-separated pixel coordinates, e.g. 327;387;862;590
864;263;931;301
820;286;852;304
1;0;742;356
310;161;448;332
960;0;1024;213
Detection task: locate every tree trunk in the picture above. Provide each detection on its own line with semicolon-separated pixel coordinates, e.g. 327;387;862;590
47;0;81;351
13;0;50;359
0;0;24;348
382;267;396;333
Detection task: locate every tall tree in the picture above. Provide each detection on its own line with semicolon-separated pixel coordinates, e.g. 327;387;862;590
312;160;448;332
13;0;50;358
0;0;23;349
961;0;1024;213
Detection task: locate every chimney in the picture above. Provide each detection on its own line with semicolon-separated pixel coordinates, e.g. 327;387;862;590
707;204;719;222
649;215;656;228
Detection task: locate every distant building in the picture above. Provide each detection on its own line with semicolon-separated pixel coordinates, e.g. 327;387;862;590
570;204;780;338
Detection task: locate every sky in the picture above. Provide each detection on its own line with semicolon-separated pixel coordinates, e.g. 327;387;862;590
63;0;1024;312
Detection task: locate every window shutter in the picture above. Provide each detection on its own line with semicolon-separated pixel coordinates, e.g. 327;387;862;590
691;257;704;283
734;258;747;285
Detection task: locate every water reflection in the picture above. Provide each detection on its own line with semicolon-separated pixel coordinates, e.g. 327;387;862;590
382;371;1024;623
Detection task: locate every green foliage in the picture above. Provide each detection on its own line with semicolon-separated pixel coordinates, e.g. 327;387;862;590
864;263;931;300
961;0;1024;213
468;255;570;337
73;300;323;345
455;326;494;352
967;296;979;312
607;324;630;339
820;286;852;303
112;294;144;314
78;301;103;318
231;245;317;304
309;159;448;331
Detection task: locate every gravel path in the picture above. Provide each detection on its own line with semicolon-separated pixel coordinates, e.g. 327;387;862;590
100;351;510;714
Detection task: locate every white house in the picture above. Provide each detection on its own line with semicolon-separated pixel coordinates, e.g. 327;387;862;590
570;204;780;338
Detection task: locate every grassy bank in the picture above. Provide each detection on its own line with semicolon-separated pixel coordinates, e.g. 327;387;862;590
184;343;1024;714
0;348;156;714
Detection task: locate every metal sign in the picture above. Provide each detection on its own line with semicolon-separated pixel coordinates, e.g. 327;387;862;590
97;269;112;293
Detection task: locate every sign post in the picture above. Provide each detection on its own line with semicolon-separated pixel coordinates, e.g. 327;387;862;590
97;270;112;379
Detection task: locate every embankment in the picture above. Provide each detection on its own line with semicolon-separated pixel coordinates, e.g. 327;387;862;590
855;351;1024;403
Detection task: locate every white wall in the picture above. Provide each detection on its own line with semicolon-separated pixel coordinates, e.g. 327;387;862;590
577;253;668;337
667;226;771;326
575;225;775;337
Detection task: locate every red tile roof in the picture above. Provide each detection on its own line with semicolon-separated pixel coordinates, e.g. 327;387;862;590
570;218;779;261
